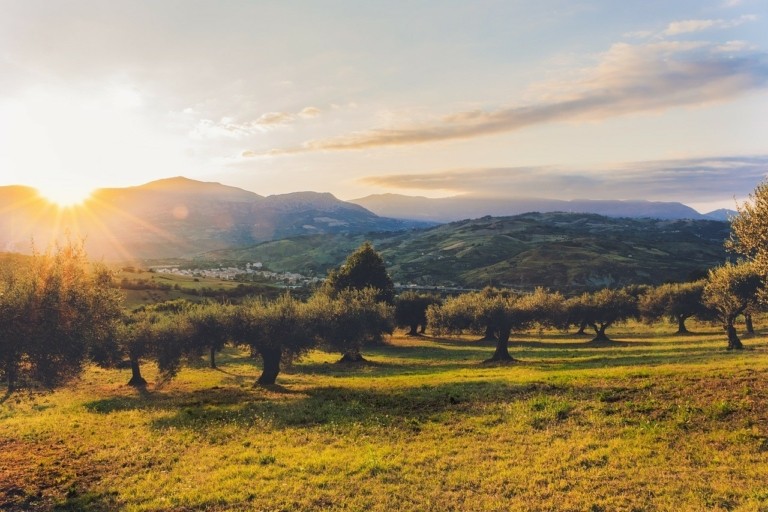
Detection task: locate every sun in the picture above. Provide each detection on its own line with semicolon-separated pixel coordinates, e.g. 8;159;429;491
36;183;95;207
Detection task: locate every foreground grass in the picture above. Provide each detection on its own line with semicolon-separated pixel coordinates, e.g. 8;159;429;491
2;323;768;511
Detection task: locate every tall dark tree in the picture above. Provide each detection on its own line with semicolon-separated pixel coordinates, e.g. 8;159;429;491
323;242;395;303
321;242;395;361
703;262;763;349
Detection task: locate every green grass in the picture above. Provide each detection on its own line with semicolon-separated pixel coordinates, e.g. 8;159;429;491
2;322;768;511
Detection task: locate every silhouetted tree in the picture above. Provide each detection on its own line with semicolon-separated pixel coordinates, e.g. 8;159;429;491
322;242;395;303
395;291;442;336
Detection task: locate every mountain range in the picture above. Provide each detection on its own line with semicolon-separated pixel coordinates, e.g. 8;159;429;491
0;176;733;263
0;177;424;260
350;193;734;223
202;212;732;292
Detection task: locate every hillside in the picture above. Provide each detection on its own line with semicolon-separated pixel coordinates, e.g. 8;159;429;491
350;194;707;223
0;178;426;260
202;212;731;292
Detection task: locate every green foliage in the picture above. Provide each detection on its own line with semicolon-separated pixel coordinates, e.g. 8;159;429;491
703;262;763;349
0;242;123;390
728;179;768;277
566;288;637;342
231;295;315;384
394;291;442;335
323;242;395;303
638;280;711;334
307;288;394;361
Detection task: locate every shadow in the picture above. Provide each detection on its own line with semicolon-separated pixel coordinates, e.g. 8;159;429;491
0;389;11;405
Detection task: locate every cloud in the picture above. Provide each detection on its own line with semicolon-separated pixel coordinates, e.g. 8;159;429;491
663;15;757;36
255;111;295;125
358;156;768;202
298;106;321;118
191;106;321;139
251;41;768;156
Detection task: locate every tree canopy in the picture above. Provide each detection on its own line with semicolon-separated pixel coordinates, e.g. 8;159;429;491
323;242;395;303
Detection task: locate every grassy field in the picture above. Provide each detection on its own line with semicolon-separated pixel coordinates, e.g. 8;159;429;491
2;322;768;511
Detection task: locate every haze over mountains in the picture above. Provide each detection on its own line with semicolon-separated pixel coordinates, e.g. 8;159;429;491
0;176;733;262
350;193;734;223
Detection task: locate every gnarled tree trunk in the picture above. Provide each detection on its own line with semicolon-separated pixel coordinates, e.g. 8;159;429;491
257;347;282;385
745;314;755;335
479;325;498;342
127;357;147;387
726;324;744;350
338;348;367;363
675;315;689;335
590;323;611;343
576;320;589;336
485;326;514;362
210;347;217;369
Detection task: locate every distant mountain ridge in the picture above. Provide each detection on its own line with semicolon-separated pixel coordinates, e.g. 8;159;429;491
203;212;732;292
349;193;722;222
0;177;425;260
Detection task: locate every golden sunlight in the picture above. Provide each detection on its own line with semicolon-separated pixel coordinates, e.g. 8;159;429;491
36;183;95;207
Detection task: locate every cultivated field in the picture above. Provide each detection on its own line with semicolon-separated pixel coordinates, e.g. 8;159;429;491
2;322;768;511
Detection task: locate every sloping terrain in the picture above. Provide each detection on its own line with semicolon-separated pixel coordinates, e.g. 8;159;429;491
204;212;731;292
0;177;425;260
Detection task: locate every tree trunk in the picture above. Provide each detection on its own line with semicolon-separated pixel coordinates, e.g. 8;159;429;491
675;315;689;335
726;324;744;350
419;323;426;334
127;357;147;387
590;323;611;343
5;360;16;393
485;327;514;362
209;347;217;369
338;348;367;363
406;323;420;336
257;347;282;385
745;314;755;335
576;320;589;336
479;325;498;342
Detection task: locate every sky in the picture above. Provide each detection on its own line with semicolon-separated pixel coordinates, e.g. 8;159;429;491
1;0;767;212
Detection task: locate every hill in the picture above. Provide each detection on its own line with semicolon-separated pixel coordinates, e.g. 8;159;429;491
350;194;707;223
0;178;426;260
201;212;731;292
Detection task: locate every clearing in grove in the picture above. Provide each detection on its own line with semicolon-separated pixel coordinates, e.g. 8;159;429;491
1;321;768;511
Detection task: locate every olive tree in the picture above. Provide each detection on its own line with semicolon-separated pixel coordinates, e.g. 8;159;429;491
727;180;768;278
428;289;526;362
231;295;315;385
567;288;637;343
703;262;763;349
307;288;394;362
639;280;710;335
0;243;123;391
184;302;234;368
395;291;442;336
